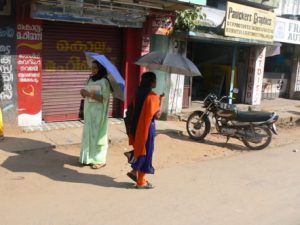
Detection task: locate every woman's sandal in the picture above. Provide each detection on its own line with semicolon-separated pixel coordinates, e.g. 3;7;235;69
136;181;154;189
91;163;106;169
126;171;137;182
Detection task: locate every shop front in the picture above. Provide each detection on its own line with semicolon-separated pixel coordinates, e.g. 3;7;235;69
272;17;300;100
13;0;191;126
172;1;276;112
184;38;271;106
41;21;123;121
186;40;249;103
1;0;207;126
14;0;167;125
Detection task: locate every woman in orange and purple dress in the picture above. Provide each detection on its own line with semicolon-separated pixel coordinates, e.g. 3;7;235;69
125;72;164;189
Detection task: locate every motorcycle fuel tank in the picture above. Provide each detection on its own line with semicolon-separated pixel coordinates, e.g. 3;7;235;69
216;103;237;118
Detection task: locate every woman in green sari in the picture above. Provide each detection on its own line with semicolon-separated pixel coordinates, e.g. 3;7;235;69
79;60;111;169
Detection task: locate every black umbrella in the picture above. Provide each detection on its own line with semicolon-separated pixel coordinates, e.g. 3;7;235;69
135;51;202;77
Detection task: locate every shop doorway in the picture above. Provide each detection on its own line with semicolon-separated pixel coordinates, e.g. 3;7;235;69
186;41;250;104
189;42;233;101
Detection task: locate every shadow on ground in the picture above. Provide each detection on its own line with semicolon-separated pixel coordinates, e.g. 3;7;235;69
288;111;300;116
0;137;132;189
156;129;248;151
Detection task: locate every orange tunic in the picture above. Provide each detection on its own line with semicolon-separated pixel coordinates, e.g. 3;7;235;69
131;92;160;159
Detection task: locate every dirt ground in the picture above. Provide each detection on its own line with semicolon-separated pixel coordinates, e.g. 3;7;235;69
1;122;299;173
2;122;295;176
109;123;300;172
0;123;300;225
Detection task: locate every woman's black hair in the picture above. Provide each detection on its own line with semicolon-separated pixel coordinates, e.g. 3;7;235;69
131;72;157;137
91;60;107;80
90;60;113;92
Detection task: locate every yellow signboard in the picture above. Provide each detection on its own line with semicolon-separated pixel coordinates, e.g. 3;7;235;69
225;1;275;42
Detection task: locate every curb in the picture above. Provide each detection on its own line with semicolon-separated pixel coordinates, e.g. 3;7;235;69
22;118;123;133
22;121;84;133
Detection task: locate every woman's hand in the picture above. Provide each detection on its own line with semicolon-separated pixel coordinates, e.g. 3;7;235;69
159;94;165;105
80;89;90;98
90;91;104;103
155;94;165;119
159;93;165;108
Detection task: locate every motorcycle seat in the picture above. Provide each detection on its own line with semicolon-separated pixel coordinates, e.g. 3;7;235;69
235;111;274;122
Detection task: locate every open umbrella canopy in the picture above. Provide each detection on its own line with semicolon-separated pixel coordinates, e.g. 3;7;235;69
85;52;125;101
135;51;202;77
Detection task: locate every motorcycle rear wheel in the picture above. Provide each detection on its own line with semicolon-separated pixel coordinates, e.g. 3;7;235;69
186;111;211;141
242;126;272;150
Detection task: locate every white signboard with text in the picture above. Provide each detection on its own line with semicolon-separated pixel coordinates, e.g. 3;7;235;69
274;17;300;44
276;0;300;16
245;47;266;105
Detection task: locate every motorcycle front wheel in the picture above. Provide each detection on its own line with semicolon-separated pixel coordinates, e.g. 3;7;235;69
242;126;272;150
186;111;211;141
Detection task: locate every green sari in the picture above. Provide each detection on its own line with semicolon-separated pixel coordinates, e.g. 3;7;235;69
79;77;110;165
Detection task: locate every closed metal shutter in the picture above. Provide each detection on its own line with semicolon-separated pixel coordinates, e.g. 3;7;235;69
42;21;122;122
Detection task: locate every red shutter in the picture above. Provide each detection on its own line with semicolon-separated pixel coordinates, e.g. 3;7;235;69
42;21;123;122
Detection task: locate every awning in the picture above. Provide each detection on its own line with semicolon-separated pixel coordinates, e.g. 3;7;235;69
266;44;281;57
31;0;198;28
173;31;280;47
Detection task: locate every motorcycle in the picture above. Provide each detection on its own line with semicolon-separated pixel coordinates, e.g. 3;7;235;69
186;91;279;150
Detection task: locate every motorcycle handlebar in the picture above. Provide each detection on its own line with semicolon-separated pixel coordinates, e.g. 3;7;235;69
219;96;235;102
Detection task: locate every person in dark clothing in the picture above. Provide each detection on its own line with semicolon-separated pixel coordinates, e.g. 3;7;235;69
124;72;165;189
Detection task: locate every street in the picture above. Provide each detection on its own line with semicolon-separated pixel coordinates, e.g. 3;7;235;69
0;125;300;225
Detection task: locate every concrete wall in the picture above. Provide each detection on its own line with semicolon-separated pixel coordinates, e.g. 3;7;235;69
262;72;288;99
0;0;18;125
289;45;300;99
167;38;186;115
150;34;170;119
168;73;185;114
149;36;187;117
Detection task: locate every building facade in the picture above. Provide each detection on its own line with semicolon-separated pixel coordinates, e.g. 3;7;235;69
0;0;194;126
166;0;280;115
273;1;300;100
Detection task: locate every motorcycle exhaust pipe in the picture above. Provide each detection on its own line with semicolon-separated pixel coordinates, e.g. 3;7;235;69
270;123;278;135
268;113;279;135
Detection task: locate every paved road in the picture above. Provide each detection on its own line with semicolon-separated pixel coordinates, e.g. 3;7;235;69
1;141;300;225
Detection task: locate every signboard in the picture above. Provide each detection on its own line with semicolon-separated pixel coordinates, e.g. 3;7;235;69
225;1;275;42
151;15;174;36
245;47;266;105
0;19;16;106
274;17;300;44
0;0;17;124
277;0;300;15
201;7;225;28
17;20;43;126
